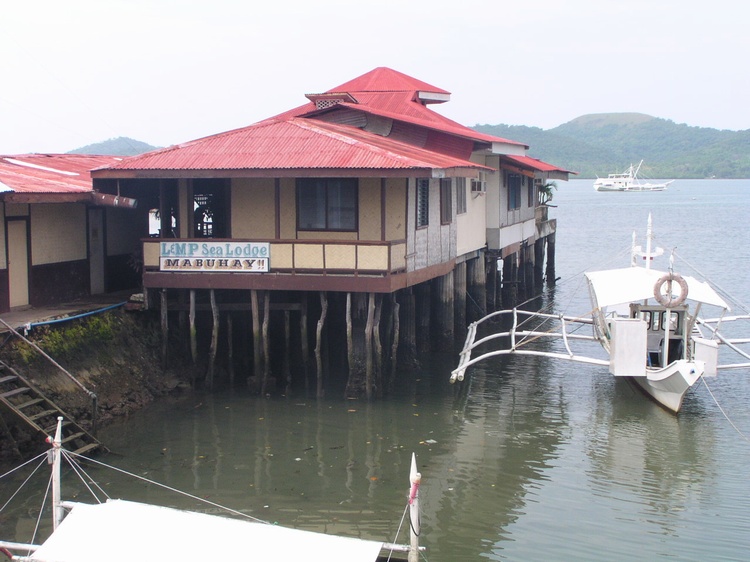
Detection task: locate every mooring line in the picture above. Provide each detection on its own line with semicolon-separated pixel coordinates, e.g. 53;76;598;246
701;377;750;443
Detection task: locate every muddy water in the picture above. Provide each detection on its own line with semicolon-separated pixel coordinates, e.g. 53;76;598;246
2;179;750;561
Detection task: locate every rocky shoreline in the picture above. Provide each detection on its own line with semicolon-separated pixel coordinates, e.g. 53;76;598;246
0;309;194;462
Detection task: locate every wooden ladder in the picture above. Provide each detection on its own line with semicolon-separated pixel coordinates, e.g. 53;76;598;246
0;361;104;456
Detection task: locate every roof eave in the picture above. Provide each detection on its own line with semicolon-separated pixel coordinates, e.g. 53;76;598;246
91;166;487;180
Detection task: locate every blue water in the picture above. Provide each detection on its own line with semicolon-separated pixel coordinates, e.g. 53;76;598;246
1;179;749;561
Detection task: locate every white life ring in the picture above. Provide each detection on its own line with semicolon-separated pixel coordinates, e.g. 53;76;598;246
653;272;688;307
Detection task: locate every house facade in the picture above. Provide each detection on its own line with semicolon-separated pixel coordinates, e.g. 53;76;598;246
0;154;141;313
91;67;572;396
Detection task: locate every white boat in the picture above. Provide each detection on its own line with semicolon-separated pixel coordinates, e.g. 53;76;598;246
0;419;423;561
450;215;750;414
594;160;674;191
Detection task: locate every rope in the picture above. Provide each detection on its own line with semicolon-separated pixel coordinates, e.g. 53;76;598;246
61;450;111;503
701;378;750;442
384;503;410;562
0;451;47;481
28;473;53;551
0;454;47;514
67;450;270;524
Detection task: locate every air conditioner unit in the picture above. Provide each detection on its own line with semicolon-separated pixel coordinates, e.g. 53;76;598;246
471;172;487;193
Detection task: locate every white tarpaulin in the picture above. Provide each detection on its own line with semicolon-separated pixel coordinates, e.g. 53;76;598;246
585;267;729;310
29;499;386;562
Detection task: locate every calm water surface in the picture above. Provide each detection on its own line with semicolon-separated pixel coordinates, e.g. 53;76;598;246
2;179;749;561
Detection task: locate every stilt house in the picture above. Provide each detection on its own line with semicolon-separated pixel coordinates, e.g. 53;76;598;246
91;67;572;396
0;154;139;313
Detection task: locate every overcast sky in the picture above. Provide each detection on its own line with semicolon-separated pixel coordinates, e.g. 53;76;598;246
2;0;748;155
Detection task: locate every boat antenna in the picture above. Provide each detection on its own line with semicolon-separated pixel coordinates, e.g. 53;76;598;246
408;453;421;562
47;417;65;530
645;213;653;270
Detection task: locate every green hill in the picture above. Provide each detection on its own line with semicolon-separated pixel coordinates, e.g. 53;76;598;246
67;137;159;156
474;113;750;178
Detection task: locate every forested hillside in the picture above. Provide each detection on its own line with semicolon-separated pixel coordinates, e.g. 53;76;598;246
474;113;750;178
67;137;159;156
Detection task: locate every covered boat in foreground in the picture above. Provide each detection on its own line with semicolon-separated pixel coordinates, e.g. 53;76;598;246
451;215;750;413
0;419;422;561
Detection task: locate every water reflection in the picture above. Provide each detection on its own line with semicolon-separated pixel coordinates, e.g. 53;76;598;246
586;378;714;535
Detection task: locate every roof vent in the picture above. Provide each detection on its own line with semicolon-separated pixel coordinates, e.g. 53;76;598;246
305;92;358;110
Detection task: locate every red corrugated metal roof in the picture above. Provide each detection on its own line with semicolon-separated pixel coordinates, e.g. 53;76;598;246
280;68;525;148
501;155;577;174
0;154;121;194
94;67;535;176
98;118;491;174
329;67;450;97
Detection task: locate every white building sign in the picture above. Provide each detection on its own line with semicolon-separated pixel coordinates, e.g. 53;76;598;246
159;241;270;273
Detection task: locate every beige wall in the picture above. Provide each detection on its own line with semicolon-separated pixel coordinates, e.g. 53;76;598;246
31;203;86;265
457;178;486;257
230;177;407;243
231;178;276;238
279;178;296;239
358;177;380;240
385;178;406;241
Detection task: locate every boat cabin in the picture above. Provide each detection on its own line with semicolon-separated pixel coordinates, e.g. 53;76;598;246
630;304;690;368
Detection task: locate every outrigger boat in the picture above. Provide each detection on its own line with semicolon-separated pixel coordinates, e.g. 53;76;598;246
451;215;750;413
0;419;423;561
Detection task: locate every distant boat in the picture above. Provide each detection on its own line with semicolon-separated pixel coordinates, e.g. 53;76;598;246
594;160;674;192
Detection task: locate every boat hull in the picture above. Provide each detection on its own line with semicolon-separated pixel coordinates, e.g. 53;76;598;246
627;360;703;413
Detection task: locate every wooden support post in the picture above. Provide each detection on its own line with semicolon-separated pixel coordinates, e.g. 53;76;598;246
301;295;309;393
364;292;375;400
415;283;430;354
546;232;557;287
487;255;497;312
534;238;545;289
454;261;467;338
523;243;534;300
346;292;354;380
251;290;262;382
389;293;400;392
503;254;516;307
431;272;454;350
467;254;487;322
227;313;235;387
189;289;197;365
315;292;328;398
206;289;219;390
283;311;291;393
400;288;417;366
261;291;270;395
160;289;168;369
373;295;383;398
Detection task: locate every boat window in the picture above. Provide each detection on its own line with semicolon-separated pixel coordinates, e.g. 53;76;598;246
669;311;681;334
640;310;653;328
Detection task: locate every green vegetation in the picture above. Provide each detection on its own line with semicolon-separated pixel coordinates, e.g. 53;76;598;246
10;314;117;366
474;113;750;178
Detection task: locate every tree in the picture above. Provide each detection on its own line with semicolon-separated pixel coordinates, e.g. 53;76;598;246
538;181;557;205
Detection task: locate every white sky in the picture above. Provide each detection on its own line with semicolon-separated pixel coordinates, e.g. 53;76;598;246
2;0;748;154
